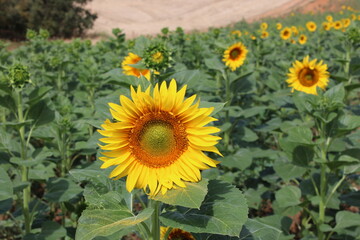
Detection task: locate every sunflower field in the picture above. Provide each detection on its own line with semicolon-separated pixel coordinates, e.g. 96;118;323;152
0;4;360;240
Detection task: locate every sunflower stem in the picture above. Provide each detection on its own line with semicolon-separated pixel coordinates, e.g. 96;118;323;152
222;70;231;147
151;199;161;240
15;89;31;234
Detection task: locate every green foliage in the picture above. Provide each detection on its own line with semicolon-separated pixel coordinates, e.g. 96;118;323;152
0;0;97;39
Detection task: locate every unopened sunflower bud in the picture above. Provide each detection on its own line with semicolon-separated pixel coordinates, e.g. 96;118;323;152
8;64;31;88
26;29;37;40
39;29;50;39
143;43;172;72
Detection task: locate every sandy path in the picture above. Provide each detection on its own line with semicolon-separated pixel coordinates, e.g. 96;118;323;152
86;0;315;38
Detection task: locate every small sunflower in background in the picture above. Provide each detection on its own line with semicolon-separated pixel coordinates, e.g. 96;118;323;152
342;18;351;28
333;20;343;30
298;34;307;45
291;26;299;36
121;53;151;80
260;22;268;30
261;31;269;39
286;56;329;95
222;42;248;71
322;22;332;31
143;43;172;72
231;30;242;37
306;21;317;32
98;79;221;196
280;27;292;40
326;15;333;22
276;22;283;30
160;227;195;240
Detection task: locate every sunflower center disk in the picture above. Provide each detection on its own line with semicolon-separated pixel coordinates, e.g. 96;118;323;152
130;112;189;168
299;68;319;87
230;48;241;60
139;121;175;156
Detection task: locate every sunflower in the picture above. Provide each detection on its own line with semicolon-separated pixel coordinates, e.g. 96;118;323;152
286;56;329;95
351;14;356;21
298;34;307;45
342;18;351;28
160;227;195;240
322;22;331;31
260;22;268;30
280;27;292;40
333;20;343;30
276;23;283;30
98;79;221;196
291;26;299;36
306;21;317;32
231;30;242;37
121;53;151;80
222;42;248;71
326;15;333;22
261;31;269;39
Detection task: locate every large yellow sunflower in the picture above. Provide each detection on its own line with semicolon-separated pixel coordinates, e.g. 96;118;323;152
121;52;151;80
222;42;248;71
280;27;292;40
261;31;269;39
160;227;195;240
306;21;317;32
286;56;329;95
333;21;343;30
98;79;221;196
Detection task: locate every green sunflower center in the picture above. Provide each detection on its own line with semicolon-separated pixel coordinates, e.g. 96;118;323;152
230;48;241;60
139;121;175;156
298;67;319;87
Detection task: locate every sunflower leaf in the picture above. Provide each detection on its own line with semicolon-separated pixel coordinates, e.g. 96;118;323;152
151;178;208;209
76;191;153;240
160;180;248;236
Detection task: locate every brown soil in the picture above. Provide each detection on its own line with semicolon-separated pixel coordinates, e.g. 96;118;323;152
85;0;339;39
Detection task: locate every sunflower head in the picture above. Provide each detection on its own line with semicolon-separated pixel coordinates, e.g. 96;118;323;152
276;23;283;30
298;34;307;45
222;42;248;71
322;22;332;31
231;30;242;37
121;53;151;80
160;227;195;240
143;43;172;72
261;31;269;39
333;21;343;30
286;56;329;95
342;18;351;28
98;79;221;196
306;21;317;32
280;27;292;40
291;26;299;36
326;15;333;22
260;22;268;30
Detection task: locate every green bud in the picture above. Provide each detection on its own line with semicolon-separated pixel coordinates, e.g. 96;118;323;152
143;43;172;72
8;64;31;88
26;29;37;40
112;28;122;37
161;27;169;35
39;29;50;39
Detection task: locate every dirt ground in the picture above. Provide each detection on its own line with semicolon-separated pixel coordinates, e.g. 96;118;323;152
86;0;333;39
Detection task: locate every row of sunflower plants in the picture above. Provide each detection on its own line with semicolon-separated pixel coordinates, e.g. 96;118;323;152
0;4;359;240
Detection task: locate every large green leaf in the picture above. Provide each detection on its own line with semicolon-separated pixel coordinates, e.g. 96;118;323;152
44;177;83;202
240;219;284;240
160;180;248;237
275;186;301;208
36;221;66;240
152;178;208;209
27;100;55;127
333;211;360;230
0;168;12;201
76;191;153;240
287;127;314;145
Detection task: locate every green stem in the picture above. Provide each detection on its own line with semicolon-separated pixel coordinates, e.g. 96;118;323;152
16;89;31;234
151;200;161;240
222;70;231;146
163;227;173;240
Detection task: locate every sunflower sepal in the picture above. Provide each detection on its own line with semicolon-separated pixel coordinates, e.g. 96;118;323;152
151;178;209;209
